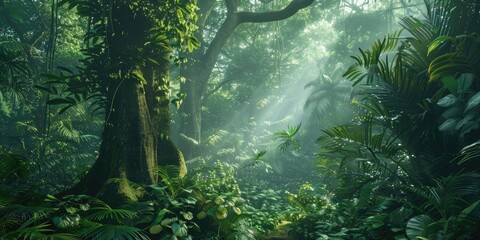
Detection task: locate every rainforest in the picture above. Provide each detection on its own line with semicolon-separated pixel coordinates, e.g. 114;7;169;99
1;0;479;239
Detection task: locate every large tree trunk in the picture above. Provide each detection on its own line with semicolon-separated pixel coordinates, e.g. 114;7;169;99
63;75;156;197
178;0;315;159
60;2;185;204
63;65;185;205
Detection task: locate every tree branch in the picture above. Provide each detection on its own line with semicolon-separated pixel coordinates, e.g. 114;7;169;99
204;78;236;99
237;0;315;23
225;0;240;13
196;0;315;94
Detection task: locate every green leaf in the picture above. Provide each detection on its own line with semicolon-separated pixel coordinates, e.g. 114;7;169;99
456;113;474;130
437;94;457;107
58;105;74;115
357;183;374;209
182;197;196;205
79;203;90;211
180;211;193;220
464;91;480;112
428;36;452;55
457;74;473;94
57;66;74;74
406;215;435;239
441;75;457;93
441;107;461;119
52;214;80;228
33;84;54;94
160;217;177;226
152;208;170;225
47;98;74;105
389;207;413;227
149;224;164;234
132;72;146;84
85;207;137;221
439;118;459;132
41;73;63;80
458;199;480;220
171;222;188;237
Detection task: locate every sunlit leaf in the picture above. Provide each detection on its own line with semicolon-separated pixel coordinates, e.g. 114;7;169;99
427;36;452;55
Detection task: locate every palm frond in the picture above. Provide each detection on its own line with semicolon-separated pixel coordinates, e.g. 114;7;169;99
273;123;301;152
0;204;54;223
84;207;138;222
152;165;182;197
456;141;480;165
423;173;480;217
428;35;480;82
343;31;402;86
0;152;30;182
78;224;149;240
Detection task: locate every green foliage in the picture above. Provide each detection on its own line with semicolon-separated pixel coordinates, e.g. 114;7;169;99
405;174;480;239
286;182;331;216
436;73;480;140
0;168;202;240
304;64;354;128
273;123;302;153
0;150;30;183
142;165;200;239
302;1;480;239
190;161;245;234
240;184;290;235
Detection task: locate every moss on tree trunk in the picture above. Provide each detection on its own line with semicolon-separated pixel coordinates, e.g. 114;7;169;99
60;1;186;205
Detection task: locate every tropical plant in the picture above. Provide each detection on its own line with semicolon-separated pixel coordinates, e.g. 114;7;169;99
189;160;246;237
304;63;353;128
311;0;480;239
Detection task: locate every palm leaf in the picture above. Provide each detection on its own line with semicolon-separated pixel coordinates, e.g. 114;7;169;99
273;123;301;152
84;207;138;222
0;152;30;182
423;173;480;217
343;31;402;86
78;224;149;240
406;214;436;240
456;141;480;165
0;204;54;223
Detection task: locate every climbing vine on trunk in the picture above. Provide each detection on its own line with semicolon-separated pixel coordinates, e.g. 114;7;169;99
54;0;199;203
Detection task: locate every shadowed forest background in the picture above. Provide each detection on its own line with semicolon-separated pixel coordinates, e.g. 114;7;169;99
1;0;480;239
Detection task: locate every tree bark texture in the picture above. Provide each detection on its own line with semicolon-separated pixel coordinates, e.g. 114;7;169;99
61;1;185;203
178;0;315;159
